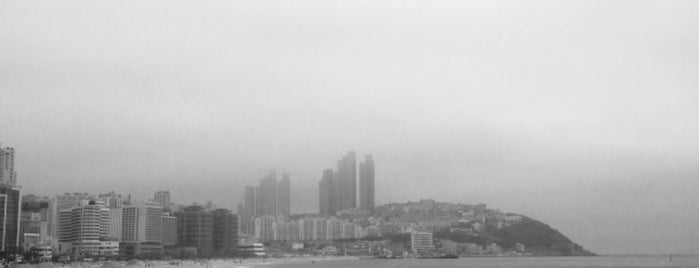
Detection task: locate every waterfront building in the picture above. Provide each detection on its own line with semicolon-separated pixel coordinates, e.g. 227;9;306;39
20;195;51;249
274;220;289;241
53;193;92;244
359;155;375;210
237;243;265;257
299;218;315;241
287;221;300;241
410;231;435;254
314;218;327;241
485;242;502;255
121;202;164;257
0;185;21;252
175;205;213;257
211;208;237;256
57;201;115;258
326;218;343;240
161;214;177;246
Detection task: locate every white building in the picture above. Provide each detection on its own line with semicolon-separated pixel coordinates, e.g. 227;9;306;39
108;208;122;241
410;231;435;254
122;202;163;243
57;202;115;257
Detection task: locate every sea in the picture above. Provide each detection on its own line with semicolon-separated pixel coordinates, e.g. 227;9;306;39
267;256;699;268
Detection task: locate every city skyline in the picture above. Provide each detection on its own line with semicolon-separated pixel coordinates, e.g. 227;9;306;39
3;0;699;256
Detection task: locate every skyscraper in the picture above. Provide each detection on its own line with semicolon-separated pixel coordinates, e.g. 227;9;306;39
359;155;375;210
336;151;357;211
0;145;17;185
277;174;291;218
318;169;336;216
256;171;277;217
241;171;292;236
0;185;21;252
239;186;256;235
0;144;21;253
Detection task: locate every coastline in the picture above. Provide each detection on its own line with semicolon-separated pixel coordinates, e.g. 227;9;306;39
15;257;358;268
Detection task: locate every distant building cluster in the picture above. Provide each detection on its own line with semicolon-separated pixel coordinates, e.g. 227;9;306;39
237;171;291;236
0;142;245;260
22;191;239;260
250;216;364;243
3;141;537;259
236;151;377;245
319;151;375;216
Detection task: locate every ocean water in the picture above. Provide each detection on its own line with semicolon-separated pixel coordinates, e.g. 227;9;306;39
268;256;699;268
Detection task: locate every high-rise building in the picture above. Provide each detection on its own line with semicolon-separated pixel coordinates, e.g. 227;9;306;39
0;146;17;185
121;202;164;257
108;208;122;241
256;172;277;217
0;185;21;252
211;209;237;256
359;155;375;210
20;195;51;249
122;202;163;243
240;171;292;236
153;191;171;212
161;214;177;247
175;205;213;257
319;169;337;216
254;216;276;242
277;174;291;217
0;145;21;253
52;193;91;247
239;186;256;235
319;151;361;215
57;201;117;257
336;151;357;211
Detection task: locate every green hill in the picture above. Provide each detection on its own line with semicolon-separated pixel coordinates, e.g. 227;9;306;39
471;216;594;256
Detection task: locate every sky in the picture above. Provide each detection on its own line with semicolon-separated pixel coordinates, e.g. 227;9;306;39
1;0;699;255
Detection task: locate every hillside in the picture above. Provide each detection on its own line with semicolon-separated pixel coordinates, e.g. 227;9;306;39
490;216;595;256
362;200;595;256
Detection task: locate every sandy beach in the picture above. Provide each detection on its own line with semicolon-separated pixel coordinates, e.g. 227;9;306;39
16;256;357;268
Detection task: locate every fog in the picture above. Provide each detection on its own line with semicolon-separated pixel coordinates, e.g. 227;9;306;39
2;0;699;255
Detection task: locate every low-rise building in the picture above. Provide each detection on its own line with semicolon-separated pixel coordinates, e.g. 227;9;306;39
410;231;434;254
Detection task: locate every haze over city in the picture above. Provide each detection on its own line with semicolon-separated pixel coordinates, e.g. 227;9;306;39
2;0;699;256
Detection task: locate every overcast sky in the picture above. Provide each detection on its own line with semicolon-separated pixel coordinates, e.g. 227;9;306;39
2;0;699;255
